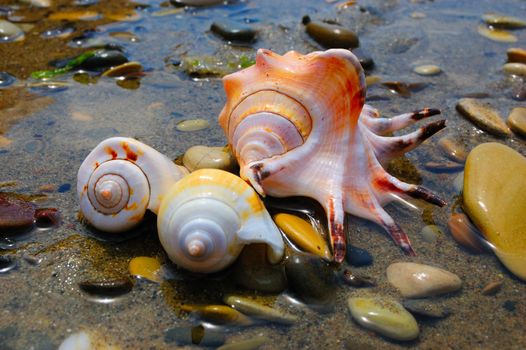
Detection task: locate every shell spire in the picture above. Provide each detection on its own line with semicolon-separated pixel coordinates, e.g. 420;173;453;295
219;49;446;263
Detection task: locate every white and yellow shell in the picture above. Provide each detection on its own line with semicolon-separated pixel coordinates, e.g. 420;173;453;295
157;168;284;273
77;137;188;233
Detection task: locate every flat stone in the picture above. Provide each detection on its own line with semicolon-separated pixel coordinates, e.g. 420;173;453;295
482;13;526;29
413;64;441;76
464;143;526;281
223;295;297;325
507;107;526;137
503;63;526;76
210;20;257;42
183;145;236;172
274;213;331;260
0;193;36;232
176;119;210;132
386;262;462;298
129;256;162;283
347;297;419;341
477;25;517;43
456;98;511;137
303;16;359;49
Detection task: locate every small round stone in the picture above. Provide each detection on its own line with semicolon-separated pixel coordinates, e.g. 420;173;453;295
176;119;210;132
507;48;526;64
183;145;236;172
303;16;359;49
477;25;517;43
0;20;24;42
507;107;526;137
347;297;419;341
419;225;443;243
210;20;257;42
386;262;462;298
456;98;511;137
413;64;441;76
345;244;373;267
503;63;526;76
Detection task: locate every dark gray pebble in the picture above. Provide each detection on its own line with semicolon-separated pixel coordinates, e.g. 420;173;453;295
302;16;359;49
351;48;374;70
211;20;257;42
164;325;225;347
0;255;17;273
284;251;336;309
0;72;15;87
346;244;373;267
79;278;133;297
79;50;128;71
402;299;451;319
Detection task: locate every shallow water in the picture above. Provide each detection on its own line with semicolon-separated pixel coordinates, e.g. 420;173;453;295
1;0;525;349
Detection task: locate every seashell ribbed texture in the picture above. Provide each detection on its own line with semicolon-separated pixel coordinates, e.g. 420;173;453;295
219;48;446;262
157;168;284;273
77;137;188;232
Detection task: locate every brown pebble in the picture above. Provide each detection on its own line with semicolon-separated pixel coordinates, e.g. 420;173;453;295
507;107;526;138
507;48;526;64
79;278;133;297
438;137;467;163
0;193;36;232
447;213;486;253
482;280;503;295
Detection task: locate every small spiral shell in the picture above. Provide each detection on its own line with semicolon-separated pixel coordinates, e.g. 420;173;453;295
157;168;284;273
77;137;188;233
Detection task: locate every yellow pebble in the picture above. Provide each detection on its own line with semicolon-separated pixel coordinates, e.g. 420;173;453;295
129;256;162;283
273;213;331;260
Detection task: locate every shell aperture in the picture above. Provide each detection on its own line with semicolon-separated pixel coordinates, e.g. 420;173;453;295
77;137;188;233
219;48;446;262
157;168;284;273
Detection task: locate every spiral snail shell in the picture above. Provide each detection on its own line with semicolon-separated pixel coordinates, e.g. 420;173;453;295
157;168;284;273
77;137;188;233
219;48;446;262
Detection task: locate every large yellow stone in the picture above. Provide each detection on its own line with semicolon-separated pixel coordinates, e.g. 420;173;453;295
273;213;331;260
464;142;526;281
129;256;162;283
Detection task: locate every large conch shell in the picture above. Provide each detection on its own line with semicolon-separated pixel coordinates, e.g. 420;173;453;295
157;168;284;273
219;48;446;262
77;137;188;232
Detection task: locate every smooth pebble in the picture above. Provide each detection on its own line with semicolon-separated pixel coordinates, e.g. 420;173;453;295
129;256;162;283
79;278;133;297
503;63;526;76
346;244;373;266
164;325;225;347
102;61;142;77
183;145;236;172
477;25;517;42
507;48;526;64
303;16;359;49
482;13;526;29
419;225;443;243
176;119;210;132
0;193;36;232
347;297;419;341
274;213;331;260
386;262;462;298
0;20;24;42
447;213;486;253
507;107;526;137
181;304;253;326
456;98;511;137
413;64;441;76
210;21;257;42
482;280;503;295
463;143;526;281
223;295;297;325
438;137;467;163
